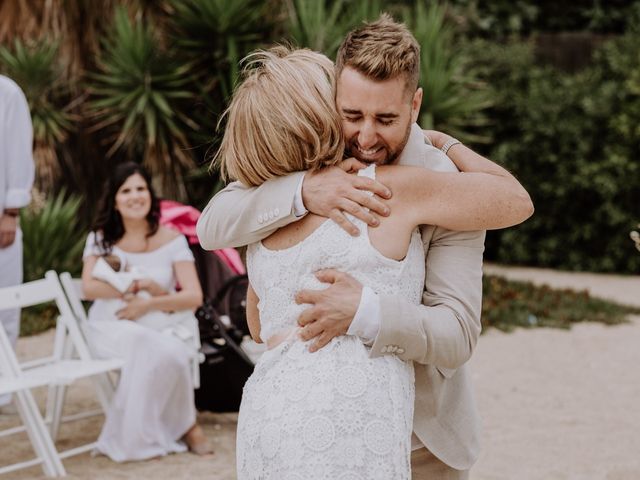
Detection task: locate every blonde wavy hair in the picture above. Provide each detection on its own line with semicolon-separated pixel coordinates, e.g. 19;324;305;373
214;46;345;187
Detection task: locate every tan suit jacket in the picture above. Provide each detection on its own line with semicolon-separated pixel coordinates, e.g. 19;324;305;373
197;124;484;470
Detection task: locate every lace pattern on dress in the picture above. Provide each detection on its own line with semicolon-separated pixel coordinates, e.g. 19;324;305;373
239;165;425;479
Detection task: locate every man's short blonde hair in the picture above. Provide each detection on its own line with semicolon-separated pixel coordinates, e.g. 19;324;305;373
336;13;421;96
214;46;344;187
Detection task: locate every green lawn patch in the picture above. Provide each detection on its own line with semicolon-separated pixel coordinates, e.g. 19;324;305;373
482;275;639;332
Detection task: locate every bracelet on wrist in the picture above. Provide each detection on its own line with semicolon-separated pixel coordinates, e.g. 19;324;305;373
440;137;461;156
3;209;19;218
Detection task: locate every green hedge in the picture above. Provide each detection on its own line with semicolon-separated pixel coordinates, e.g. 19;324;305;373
464;33;640;273
447;0;640;37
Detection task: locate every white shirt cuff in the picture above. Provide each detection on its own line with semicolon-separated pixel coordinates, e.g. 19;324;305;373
293;174;308;217
4;188;31;209
347;286;381;345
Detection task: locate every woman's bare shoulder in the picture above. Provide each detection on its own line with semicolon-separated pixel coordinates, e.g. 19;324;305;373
150;226;182;248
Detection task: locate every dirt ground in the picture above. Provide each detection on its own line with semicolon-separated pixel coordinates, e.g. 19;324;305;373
2;264;639;479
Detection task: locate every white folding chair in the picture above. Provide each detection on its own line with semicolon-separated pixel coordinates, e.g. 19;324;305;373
0;323;64;477
59;272;203;389
0;271;122;477
44;273;119;442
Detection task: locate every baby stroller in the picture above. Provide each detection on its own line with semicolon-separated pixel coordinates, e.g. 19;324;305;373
160;200;258;412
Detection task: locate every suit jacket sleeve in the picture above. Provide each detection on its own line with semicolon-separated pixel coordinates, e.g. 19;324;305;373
371;228;485;373
196;171;305;249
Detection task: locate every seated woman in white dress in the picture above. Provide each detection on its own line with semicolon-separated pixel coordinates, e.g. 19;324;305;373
81;162;211;461
215;47;530;479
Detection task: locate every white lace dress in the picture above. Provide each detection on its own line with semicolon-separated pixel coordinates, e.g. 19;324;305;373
237;166;425;479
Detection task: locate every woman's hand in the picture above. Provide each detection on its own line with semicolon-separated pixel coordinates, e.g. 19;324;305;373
116;296;151;320
135;278;167;297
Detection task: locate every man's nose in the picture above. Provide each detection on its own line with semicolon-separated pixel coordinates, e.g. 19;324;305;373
357;121;377;149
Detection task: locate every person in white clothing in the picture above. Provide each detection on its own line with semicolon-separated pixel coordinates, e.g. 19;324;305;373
81;162;211;461
0;75;35;410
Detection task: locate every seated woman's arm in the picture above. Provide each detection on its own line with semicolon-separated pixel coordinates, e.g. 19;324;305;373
144;261;203;312
114;261;203;321
81;255;124;300
377;164;533;231
246;283;262;343
81;255;169;299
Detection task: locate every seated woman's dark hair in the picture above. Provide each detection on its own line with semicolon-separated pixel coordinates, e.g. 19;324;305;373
93;162;160;253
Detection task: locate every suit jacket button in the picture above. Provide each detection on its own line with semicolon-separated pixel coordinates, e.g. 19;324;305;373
397;348;405;355
268;211;274;220
257;215;264;224
274;208;280;216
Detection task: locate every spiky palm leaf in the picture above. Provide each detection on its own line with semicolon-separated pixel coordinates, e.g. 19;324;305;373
20;191;85;281
286;0;383;59
0;0;144;85
88;7;197;199
0;39;75;192
169;0;273;104
406;2;492;144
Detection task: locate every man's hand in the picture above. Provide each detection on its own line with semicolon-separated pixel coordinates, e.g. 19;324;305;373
116;296;151;320
302;158;392;236
0;214;18;248
295;269;363;352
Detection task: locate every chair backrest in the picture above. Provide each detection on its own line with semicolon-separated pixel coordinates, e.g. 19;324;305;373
0;271;93;364
0;273;61;311
0;319;22;377
58;273;89;328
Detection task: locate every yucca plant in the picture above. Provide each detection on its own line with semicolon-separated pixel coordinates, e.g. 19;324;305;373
19;190;86;336
21;191;86;282
405;2;492;144
88;7;197;200
0;39;75;192
0;0;132;82
169;0;273;103
285;0;383;59
166;0;276;202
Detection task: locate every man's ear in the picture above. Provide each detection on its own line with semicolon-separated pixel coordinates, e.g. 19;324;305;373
411;87;423;123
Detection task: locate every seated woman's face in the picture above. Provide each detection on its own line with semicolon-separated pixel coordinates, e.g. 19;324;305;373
115;173;152;221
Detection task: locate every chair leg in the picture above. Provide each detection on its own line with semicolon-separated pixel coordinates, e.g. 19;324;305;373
46;332;75;440
91;373;116;413
47;384;67;440
14;389;66;477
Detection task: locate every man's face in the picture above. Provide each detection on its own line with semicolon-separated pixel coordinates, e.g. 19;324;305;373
336;66;422;165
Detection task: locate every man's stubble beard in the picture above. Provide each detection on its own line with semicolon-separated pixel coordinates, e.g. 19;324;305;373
386;120;412;165
344;119;412;166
